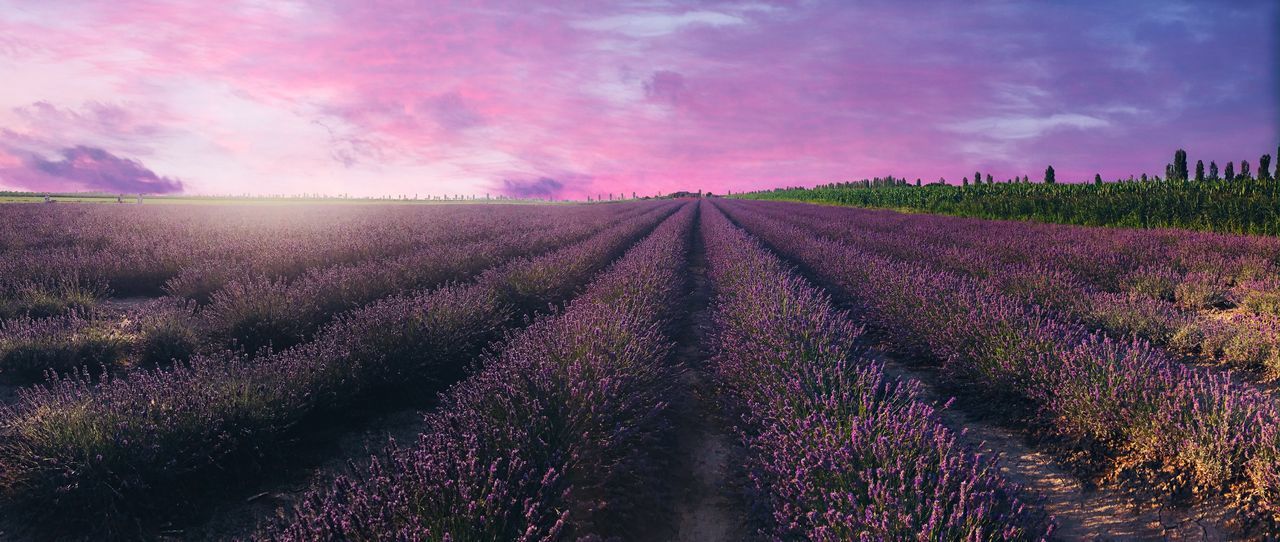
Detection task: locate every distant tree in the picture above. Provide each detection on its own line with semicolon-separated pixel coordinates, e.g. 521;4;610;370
1261;154;1273;181
1165;163;1174;180
1173;149;1189;181
1095;173;1103;185
962;177;969;186
1209;161;1219;180
1023;175;1030;183
1044;165;1055;184
1195;160;1205;181
1225;161;1236;180
985;174;993;184
916;178;922;186
1242;160;1252;179
1141;173;1149;182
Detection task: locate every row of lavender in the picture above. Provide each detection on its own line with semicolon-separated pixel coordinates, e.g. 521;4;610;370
0;203;680;538
718;200;1280;523
0;204;595;319
0;204;655;384
748;201;1280;377
260;204;697;539
700;203;1051;539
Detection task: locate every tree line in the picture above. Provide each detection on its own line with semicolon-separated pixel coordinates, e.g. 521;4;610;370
738;146;1280;235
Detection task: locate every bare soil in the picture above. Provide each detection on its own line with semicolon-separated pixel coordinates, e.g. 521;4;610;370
644;219;752;542
100;296;155;312
867;348;1238;541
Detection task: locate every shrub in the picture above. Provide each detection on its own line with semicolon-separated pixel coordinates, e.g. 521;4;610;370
0;315;129;382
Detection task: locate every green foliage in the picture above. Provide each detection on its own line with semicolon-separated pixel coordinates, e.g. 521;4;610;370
738;175;1280;236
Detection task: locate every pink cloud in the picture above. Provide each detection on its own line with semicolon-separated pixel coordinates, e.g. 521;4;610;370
0;0;1273;197
644;70;687;105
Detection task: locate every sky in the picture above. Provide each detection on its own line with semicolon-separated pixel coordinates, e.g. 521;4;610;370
0;0;1275;199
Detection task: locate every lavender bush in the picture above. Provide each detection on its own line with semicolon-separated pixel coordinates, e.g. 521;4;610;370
0;204;658;382
718;199;1280;520
0;203;628;316
745;200;1280;378
700;203;1051;540
262;204;694;540
0;202;678;537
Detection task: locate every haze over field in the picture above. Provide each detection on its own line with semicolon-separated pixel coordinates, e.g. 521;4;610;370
0;0;1275;198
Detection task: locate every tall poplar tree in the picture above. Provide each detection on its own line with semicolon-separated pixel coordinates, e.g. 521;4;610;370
1173;149;1189;181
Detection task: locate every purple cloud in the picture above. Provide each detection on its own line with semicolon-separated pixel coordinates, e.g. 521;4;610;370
0;146;182;194
497;177;564;199
0;0;1273;196
428;91;484;131
644;70;687;105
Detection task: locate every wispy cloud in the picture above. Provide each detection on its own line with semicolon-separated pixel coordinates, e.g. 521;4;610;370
0;0;1272;195
574;10;746;37
947;113;1111;141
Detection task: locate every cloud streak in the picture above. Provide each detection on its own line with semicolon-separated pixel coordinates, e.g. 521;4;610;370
0;0;1273;195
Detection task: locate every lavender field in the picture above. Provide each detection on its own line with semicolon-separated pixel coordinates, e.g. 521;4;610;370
5;199;1280;540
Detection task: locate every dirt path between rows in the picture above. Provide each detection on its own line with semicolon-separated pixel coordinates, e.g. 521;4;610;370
866;348;1236;541
645;217;752;541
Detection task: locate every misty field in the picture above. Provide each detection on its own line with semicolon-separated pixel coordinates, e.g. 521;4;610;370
4;199;1280;540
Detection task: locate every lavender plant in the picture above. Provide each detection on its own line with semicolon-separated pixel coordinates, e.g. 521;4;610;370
717;199;1280;522
700;204;1051;540
262;204;695;540
0;204;659;382
0;203;678;537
